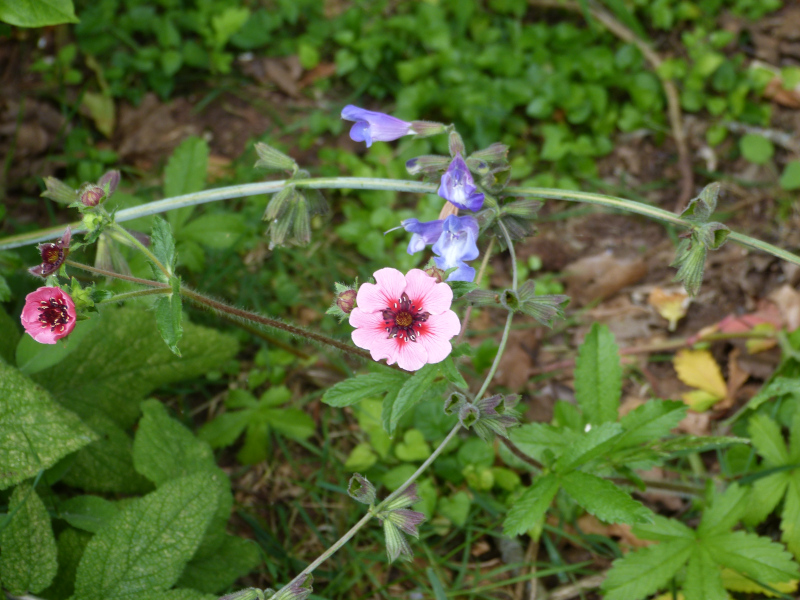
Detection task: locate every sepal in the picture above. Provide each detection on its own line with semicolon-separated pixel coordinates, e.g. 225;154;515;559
255;142;299;174
41;177;78;204
405;154;451;177
347;473;376;505
679;182;721;223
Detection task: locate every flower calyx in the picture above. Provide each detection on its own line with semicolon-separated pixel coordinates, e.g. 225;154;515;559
269;575;313;600
465;281;569;327
447;392;520;441
254;142;299;174
263;173;329;249
375;484;426;563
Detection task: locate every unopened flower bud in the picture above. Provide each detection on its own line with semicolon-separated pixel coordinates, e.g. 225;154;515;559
405;154;451;177
448;131;466;157
424;264;446;283
336;289;357;314
347;473;376;505
29;227;71;277
80;184;105;207
470;142;509;166
98;170;121;196
458;404;480;429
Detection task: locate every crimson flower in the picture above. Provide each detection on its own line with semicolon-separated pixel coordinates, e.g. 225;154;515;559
29;227;71;277
349;268;460;371
20;287;77;344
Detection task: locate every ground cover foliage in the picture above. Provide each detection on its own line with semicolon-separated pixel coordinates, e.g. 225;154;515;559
2;1;800;599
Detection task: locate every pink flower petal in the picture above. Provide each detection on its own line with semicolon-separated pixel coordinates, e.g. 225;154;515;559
404;269;452;315
356;268;407;314
418;310;460;364
351;309;389;353
20;287;76;345
391;337;429;371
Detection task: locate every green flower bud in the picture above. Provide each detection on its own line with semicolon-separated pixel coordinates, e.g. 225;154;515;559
41;177;78;204
254;142;298;173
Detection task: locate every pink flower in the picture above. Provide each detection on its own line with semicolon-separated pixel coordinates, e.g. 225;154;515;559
350;268;460;371
29;227;71;277
20;287;77;344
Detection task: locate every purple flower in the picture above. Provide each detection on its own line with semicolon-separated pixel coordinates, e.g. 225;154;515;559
29;227;71;277
341;105;414;148
438;153;484;211
401;218;443;254
432;215;480;282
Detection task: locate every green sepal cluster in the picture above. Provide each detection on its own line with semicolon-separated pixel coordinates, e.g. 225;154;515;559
672;182;731;296
260;164;329;249
325;279;359;322
254;142;299;174
602;484;800;600
464;280;569;327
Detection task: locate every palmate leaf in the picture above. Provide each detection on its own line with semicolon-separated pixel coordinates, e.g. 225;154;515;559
602;539;693;600
553;422;622;472
698;483;748;536
0;482;58;594
705;530;800;583
749;413;790;466
510;422;579;466
616;400;686;448
684;546;726;600
781;479;800;560
574;323;621;425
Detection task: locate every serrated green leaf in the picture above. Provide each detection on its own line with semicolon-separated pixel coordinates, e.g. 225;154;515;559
0;0;78;26
684;546;726;600
574;323;621;424
440;356;468;389
654;435;748;455
32;308;239;428
176;535;260;593
749;413;790;466
554;422;623;472
0;361;96;490
561;471;652;524
150;217;176;281
0;482;58;594
267;408;315;440
164;137;209;232
502;473;559;536
742;377;800;414
790;409;800;461
61;414;151;494
322;370;407;408
16;318;100;375
197;411;251;448
59;495;120;533
74;473;223;600
389;363;441;434
617;400;686;448
155;276;183;356
510;423;579;465
705;530;800;582
633;514;694;542
41;528;92;600
133;399;218;485
782;479;800;559
602;539;693;600
0;303;20;364
743;471;790;526
698;483;748;536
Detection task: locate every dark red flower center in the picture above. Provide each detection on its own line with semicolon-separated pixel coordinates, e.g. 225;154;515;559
38;297;71;332
382;292;430;342
41;244;63;265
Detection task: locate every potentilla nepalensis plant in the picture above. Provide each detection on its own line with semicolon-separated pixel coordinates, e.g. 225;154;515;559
4;99;800;600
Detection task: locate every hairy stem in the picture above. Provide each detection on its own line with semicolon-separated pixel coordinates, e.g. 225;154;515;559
64;260;374;362
4;178;799;271
456;236;495;345
96;287;171;304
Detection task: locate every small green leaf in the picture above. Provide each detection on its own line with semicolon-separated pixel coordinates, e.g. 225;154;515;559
440;356;468;389
155;276;183;356
59;495;120;533
742;377;800;414
782;479;800;559
633;514;694;542
749;414;790;466
574;323;621;425
740;134;775;164
0;482;58;594
602;539;693;600
74;473;223;600
503;474;559;536
0;361;96;490
0;0;78;26
654;435;748;455
389;363;440;434
510;422;579;465
197;411;251;448
780;161;800;191
395;429;431;462
322;370;407;408
150;217;177;281
266;407;315;440
554;422;623;472
438;491;471;527
744;471;790;526
560;471;652;524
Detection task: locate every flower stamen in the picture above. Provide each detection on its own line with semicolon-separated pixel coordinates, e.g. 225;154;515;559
381;292;430;343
